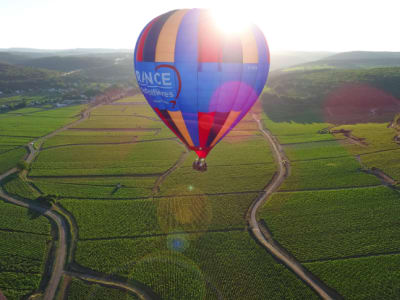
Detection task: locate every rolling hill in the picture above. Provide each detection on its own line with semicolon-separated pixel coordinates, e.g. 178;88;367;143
282;51;400;71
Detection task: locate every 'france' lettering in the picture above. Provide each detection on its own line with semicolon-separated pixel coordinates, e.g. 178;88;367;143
136;71;172;87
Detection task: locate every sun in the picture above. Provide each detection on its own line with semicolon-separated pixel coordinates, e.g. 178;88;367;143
210;7;252;35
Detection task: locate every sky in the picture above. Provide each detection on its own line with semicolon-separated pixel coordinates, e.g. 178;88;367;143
1;0;400;53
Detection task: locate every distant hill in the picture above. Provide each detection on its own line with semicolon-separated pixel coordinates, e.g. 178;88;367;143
19;55;115;72
270;51;335;70
0;48;130;55
0;62;60;92
263;67;400;124
282;51;400;71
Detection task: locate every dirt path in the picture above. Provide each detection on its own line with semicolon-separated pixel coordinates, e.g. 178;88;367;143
65;271;154;300
0;105;98;299
247;114;342;300
152;148;189;194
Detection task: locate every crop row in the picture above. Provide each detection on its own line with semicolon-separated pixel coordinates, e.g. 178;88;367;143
259;186;400;261
0;105;84;137
71;115;160;130
279;156;380;191
33;177;155;199
305;254;400;300
282;140;351;161
74;231;317;300
30;140;184;176
60;193;258;239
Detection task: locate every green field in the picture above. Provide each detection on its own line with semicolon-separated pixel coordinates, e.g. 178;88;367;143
32;177;155;199
75;231;316;300
30;140;184;176
0;200;51;300
60;193;258;239
280;156;380;191
259;186;400;261
1;174;40;200
305;254;400;300
0;147;27;173
0;105;84;137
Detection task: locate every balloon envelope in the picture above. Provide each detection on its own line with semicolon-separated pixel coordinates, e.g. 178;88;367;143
134;8;270;159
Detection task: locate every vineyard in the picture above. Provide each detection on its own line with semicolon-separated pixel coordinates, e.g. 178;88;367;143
75;231;317;300
1;89;399;299
258;103;400;298
0;200;51;300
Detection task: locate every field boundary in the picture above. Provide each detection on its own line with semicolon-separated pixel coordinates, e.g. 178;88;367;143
247;113;343;300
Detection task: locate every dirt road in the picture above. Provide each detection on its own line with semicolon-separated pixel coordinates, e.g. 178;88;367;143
248;114;342;300
0;105;96;299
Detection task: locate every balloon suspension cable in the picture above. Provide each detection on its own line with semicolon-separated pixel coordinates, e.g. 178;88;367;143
192;158;207;172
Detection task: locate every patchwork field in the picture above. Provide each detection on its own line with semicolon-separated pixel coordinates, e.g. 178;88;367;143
1;91;399;299
259;107;400;298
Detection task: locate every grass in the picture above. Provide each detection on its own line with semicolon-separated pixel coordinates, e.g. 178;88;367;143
305;254;400;300
75;231;317;300
60;193;258;239
66;278;138;300
259;186;400;261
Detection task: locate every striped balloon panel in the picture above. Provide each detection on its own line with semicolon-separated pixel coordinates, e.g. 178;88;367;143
134;8;270;158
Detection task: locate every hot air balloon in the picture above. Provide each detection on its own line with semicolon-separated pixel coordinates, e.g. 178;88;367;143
134;9;270;171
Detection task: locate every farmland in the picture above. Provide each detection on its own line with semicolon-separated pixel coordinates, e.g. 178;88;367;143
305;254;400;299
19;96;324;299
258;65;400;299
0;68;399;300
75;231;316;300
0;200;51;300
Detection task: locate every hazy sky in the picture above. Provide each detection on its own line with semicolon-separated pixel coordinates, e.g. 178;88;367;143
1;0;399;52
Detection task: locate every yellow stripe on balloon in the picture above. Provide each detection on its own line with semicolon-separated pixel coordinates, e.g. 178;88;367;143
168;110;194;147
155;9;188;62
241;29;258;63
210;110;241;147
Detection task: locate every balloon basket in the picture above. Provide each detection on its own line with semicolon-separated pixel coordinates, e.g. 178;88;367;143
192;158;207;172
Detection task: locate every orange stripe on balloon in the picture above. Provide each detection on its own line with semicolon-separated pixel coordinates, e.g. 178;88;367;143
210;110;241;147
168;110;194;147
240;29;258;63
155;9;188;62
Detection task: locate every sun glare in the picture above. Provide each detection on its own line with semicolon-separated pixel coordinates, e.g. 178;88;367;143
210;8;252;35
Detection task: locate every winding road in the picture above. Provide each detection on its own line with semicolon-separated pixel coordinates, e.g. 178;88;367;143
0;103;152;300
248;114;342;300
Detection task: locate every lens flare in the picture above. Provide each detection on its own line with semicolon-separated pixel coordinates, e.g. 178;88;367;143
210;8;252;35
